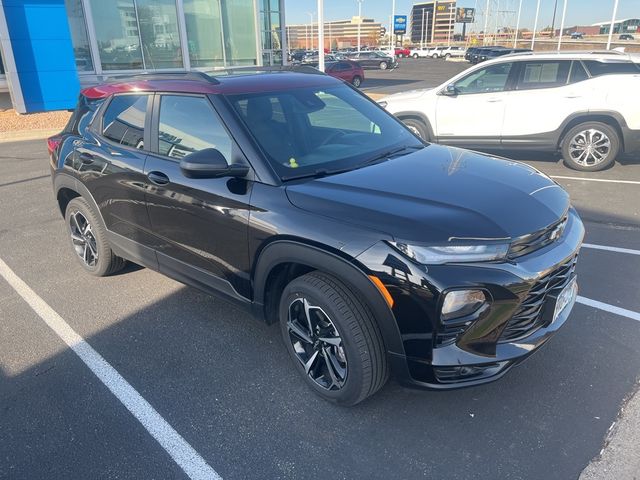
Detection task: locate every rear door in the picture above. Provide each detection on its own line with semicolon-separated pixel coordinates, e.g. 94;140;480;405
74;93;157;261
143;93;253;300
502;60;591;145
435;61;516;144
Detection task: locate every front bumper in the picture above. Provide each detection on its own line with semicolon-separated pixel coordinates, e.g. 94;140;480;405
357;209;585;390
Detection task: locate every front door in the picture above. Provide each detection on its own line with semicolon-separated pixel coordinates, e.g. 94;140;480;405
435;61;516;145
144;94;253;300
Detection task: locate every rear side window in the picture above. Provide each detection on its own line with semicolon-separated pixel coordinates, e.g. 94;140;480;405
569;61;589;83
583;60;640;77
157;95;233;162
516;61;571;90
102;94;148;149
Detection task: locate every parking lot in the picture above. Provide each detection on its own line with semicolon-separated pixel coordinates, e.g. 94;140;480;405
1;58;639;479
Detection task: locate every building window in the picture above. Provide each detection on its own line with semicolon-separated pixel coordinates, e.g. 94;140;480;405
89;0;144;70
64;0;94;72
221;1;258;66
136;0;183;68
183;0;225;68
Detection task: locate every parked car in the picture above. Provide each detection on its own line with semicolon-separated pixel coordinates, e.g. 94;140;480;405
409;47;431;58
469;46;508;64
570;32;584;39
477;47;532;63
347;51;397;70
439;46;466;59
48;68;583;405
619;34;635;40
395;47;411;58
325;60;365;87
300;53;338;65
379;52;640;171
427;46;448;58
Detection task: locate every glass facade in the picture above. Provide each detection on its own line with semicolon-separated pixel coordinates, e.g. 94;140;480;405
64;0;94;71
66;0;270;73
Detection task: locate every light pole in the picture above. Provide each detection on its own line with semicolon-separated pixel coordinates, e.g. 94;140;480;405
357;0;363;52
483;0;490;45
513;0;522;47
550;0;559;38
421;8;427;48
318;0;325;71
557;0;568;51
531;0;541;50
606;0;620;50
389;0;396;51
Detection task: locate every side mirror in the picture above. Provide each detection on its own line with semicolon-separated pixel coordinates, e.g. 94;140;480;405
440;84;459;96
180;148;249;179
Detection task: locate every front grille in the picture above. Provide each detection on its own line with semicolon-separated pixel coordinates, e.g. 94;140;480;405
436;322;468;346
508;216;567;259
499;255;577;343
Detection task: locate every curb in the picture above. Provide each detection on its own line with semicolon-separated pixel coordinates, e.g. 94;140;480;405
0;128;61;144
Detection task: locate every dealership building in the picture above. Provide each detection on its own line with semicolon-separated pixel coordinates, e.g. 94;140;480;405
0;0;286;113
410;0;456;45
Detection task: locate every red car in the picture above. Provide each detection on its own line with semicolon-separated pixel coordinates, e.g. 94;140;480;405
325;60;365;88
395;47;410;58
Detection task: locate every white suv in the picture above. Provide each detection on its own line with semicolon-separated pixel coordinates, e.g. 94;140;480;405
380;52;640;171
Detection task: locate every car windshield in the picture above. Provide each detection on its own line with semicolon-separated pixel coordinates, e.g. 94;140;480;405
226;84;422;180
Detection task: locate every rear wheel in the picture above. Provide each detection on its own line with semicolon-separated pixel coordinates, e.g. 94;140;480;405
402;118;429;141
279;272;389;406
432;53;439;58
398;53;404;58
444;53;451;59
65;197;126;276
379;61;388;70
413;53;419;59
352;75;362;87
561;121;619;171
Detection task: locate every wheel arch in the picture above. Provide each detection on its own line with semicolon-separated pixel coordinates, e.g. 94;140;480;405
252;240;405;357
395;111;435;141
54;173;106;226
558;111;627;151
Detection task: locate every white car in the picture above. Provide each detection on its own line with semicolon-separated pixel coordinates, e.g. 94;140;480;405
379;51;640;171
409;47;431;58
438;46;466;59
427;46;448;58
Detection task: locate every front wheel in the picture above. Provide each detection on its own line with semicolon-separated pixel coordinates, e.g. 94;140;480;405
561;121;619;171
379;61;388;70
432;54;439;58
412;53;419;59
352;75;362;87
444;53;451;59
402;118;429;141
279;272;389;406
398;53;404;58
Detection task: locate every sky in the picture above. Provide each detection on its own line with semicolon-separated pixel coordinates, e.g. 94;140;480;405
285;0;639;31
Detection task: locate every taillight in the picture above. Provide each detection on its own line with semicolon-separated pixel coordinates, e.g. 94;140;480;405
47;136;62;155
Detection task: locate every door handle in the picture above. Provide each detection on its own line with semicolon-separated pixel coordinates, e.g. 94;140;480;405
564;95;582;99
486;98;502;103
79;152;95;164
147;171;170;186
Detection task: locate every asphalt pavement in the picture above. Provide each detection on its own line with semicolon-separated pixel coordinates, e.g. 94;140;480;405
1;130;639;479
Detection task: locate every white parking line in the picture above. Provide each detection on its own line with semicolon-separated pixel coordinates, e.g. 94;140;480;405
577;296;640;322
582;243;640;256
0;258;221;480
550;175;640;185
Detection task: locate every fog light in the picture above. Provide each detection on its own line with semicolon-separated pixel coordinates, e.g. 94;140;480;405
441;290;487;322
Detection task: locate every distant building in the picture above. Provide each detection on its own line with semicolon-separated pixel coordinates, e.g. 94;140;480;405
410;0;456;45
592;18;640;35
286;17;383;50
556;25;601;36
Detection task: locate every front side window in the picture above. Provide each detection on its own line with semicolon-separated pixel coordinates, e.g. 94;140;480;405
454;62;514;94
516;60;571;90
102;95;148;149
569;61;589;84
158;95;232;161
227;84;421;178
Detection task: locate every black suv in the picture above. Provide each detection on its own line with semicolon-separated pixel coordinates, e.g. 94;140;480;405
49;69;583;405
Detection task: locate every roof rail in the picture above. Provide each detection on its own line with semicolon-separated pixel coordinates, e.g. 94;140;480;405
102;71;220;84
206;64;324;76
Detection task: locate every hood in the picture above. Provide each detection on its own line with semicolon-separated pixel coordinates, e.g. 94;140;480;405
285;145;569;244
381;88;431;103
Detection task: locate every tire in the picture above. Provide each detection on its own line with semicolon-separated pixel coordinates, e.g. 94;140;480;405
402;118;429;141
444;53;451;59
561;121;619;171
432;54;438;59
412;53;419;59
279;272;389;406
64;197;126;276
352;75;362;87
398;53;404;58
379;61;388;70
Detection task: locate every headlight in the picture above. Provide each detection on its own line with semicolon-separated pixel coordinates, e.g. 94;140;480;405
390;242;509;265
377;100;388;108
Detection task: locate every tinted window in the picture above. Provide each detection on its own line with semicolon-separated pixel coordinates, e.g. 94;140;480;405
516;61;570;90
102;95;148;149
454;62;514;94
158;95;232;161
569;61;589;83
583;60;640;77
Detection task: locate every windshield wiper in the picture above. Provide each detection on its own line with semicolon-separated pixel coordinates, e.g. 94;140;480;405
281;166;353;182
360;144;424;167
